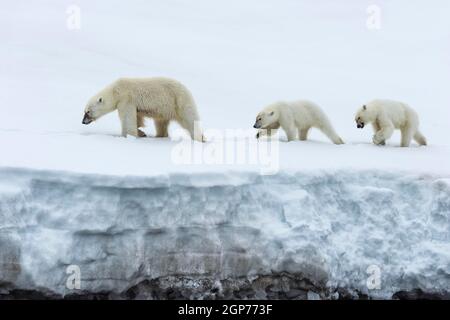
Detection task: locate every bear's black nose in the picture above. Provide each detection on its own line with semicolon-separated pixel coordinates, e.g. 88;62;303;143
82;113;92;125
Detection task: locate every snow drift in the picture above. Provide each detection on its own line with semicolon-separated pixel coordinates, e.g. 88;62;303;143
1;167;449;299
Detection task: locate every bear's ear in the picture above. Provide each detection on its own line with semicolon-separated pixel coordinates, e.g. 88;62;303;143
363;105;367;110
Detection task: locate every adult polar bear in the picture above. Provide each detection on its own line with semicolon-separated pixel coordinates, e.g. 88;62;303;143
355;99;427;147
82;77;204;141
254;100;344;144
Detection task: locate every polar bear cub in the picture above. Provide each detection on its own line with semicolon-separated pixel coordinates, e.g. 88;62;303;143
82;77;204;141
355;99;427;147
253;100;344;144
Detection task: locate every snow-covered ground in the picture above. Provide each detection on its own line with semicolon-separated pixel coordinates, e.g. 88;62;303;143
1;0;450;176
1;0;450;299
0;168;449;299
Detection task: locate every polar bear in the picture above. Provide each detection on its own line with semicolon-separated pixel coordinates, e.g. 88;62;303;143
253;100;344;144
82;77;204;141
355;99;427;147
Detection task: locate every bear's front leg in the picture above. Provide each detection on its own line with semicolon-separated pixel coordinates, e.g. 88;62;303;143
372;132;385;145
279;113;296;142
118;103;138;137
256;128;278;139
284;127;297;142
256;121;280;139
373;125;393;145
372;116;393;146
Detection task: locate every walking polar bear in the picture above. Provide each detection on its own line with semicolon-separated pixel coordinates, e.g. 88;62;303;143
82;77;204;141
355;99;427;147
253;100;344;144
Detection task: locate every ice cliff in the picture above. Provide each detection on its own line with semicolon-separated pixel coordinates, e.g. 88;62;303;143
0;167;449;299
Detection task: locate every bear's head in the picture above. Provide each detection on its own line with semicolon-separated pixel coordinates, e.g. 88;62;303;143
253;108;279;130
355;104;371;129
82;87;116;125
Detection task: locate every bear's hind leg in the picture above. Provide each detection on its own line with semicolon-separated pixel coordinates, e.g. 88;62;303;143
400;126;414;147
154;119;170;138
413;130;427;146
299;128;310;141
318;125;344;145
176;109;204;142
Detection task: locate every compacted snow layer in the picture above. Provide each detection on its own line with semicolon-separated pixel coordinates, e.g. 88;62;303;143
0;168;449;299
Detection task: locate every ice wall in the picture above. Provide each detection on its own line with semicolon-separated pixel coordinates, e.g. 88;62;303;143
0;168;449;299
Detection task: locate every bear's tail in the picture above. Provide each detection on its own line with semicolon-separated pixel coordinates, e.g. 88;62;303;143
414;131;427;146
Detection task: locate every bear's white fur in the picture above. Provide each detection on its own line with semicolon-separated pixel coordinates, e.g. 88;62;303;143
254;100;344;144
355;99;427;147
82;77;204;141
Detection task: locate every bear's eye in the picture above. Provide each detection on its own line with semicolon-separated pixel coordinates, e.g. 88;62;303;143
258;118;261;121
98;97;103;103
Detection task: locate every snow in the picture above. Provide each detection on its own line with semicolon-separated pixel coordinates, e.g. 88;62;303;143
1;0;450;298
0;168;449;298
0;130;450;177
1;0;450;176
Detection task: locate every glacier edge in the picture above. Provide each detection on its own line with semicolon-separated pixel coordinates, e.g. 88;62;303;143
0;167;449;299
